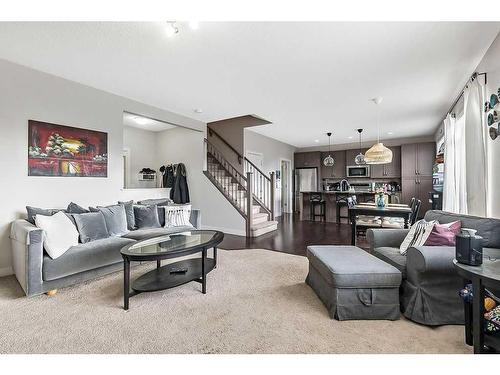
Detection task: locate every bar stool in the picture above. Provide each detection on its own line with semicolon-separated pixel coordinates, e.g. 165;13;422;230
335;195;352;224
310;193;326;222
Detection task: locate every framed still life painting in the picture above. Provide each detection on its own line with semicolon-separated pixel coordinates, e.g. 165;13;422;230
28;120;108;177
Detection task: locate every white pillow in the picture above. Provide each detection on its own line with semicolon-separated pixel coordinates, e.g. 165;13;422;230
35;211;79;259
164;204;194;228
399;219;437;255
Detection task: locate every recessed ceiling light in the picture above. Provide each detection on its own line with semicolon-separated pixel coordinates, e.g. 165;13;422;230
387;131;394;135
135;117;149;125
314;139;319;143
348;136;353;139
188;21;199;30
194;108;203;114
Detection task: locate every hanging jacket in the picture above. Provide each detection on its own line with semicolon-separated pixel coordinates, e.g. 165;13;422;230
170;163;190;204
163;164;175;188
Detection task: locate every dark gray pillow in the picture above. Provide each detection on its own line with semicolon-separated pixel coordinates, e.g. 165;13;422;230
26;206;63;225
94;205;128;236
137;198;171;206
73;212;109;243
118;200;136;230
67;202;89;214
133;205;161;229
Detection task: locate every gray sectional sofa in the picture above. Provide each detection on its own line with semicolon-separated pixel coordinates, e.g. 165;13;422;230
367;210;500;326
10;206;200;297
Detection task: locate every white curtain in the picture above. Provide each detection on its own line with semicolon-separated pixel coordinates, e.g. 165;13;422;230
463;79;488;216
443;113;468;214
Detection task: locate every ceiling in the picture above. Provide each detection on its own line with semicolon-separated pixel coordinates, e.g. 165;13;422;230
0;22;498;147
123;111;177;132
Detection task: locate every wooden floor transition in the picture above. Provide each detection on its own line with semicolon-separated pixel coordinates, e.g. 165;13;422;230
219;213;368;256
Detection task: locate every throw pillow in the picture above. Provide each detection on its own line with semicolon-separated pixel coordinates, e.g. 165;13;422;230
34;211;79;259
26;206;63;225
423;220;462;246
66;202;90;214
73;212;110;243
133;205;161;229
118;200;136;230
137;198;171;206
399;219;437;255
94;204;128;237
164;204;193;228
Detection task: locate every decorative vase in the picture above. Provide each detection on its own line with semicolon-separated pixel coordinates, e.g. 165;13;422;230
376;193;386;208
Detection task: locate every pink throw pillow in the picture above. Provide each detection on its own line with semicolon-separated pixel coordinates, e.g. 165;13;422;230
423;221;462;246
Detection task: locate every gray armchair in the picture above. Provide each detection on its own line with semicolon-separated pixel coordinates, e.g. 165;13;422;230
367;210;500;326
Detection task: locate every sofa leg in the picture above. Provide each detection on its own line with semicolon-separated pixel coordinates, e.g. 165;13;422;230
46;289;58;296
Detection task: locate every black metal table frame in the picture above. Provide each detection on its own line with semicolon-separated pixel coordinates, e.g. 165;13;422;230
348;206;412;246
454;260;500;354
121;232;223;310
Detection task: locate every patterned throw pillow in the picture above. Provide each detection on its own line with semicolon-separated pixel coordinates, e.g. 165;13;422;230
399;219;437;255
164;204;193;228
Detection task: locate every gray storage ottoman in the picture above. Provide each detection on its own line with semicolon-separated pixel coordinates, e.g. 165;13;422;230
306;245;402;320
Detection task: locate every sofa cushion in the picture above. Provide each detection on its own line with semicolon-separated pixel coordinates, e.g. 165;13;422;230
122;226;194;241
42;237;135;281
133;205;161;229
118;200;136;230
424;210;500;249
66;202;90;214
73;212;109;243
306;245;402;288
26;206;63;225
373;247;408;279
93;205;128;237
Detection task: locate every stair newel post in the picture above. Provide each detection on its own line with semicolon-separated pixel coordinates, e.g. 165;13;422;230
246;171;253;237
270;171;276;221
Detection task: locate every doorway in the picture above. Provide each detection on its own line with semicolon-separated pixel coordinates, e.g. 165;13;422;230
280;159;292;214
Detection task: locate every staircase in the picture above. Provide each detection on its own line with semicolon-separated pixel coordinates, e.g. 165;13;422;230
204;136;278;237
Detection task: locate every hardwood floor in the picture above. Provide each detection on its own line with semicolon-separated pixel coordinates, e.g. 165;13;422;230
219;213;368;256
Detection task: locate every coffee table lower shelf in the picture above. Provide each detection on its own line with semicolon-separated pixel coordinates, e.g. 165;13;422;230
133;258;215;292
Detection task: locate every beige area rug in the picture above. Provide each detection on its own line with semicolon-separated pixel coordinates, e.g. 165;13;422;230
0;249;470;354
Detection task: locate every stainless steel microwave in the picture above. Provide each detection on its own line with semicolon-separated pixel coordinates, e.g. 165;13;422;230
346;165;370;178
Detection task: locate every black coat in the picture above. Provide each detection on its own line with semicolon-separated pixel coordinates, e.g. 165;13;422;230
170;163;190;204
162;165;175;188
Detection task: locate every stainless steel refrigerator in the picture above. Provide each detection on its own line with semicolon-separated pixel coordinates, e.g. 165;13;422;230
294;167;318;213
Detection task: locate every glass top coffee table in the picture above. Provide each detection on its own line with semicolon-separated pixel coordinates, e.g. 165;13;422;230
120;230;224;310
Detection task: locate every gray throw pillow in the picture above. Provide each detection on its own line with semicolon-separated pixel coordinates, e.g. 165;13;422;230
133;205;161;229
94;204;128;237
26;206;63;225
66;202;89;214
137;198;171;206
118;200;136;230
73;212;109;243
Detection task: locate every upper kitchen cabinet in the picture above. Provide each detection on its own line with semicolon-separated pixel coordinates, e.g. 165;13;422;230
370;146;401;178
320;150;346;179
401;142;436;177
294;152;321;168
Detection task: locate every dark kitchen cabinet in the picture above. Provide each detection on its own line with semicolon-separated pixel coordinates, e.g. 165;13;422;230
370;146;401;178
402;142;435;177
320;150;346;179
294;152;321;168
402;176;433;218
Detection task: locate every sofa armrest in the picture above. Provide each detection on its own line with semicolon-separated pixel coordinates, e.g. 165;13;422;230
366;228;409;252
407;246;456;274
9;219;44;296
190;209;201;229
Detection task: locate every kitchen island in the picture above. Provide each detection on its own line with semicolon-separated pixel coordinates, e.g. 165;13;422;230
299;191;399;223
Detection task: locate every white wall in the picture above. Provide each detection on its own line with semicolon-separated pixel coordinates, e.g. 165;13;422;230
475;33;500;218
0;59;245;276
244;129;296;216
123;125;159;189
157;127;246;234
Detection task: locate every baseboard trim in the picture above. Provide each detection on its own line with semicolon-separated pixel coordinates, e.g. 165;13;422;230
201;225;246;237
0;266;13;277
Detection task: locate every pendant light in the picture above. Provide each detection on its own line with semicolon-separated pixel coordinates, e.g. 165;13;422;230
364;97;393;165
354;128;366;165
323;132;335;167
